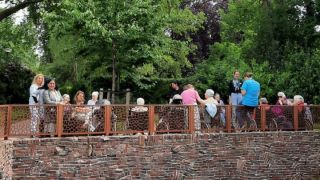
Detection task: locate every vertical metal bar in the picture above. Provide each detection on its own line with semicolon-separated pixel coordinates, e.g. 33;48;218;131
188;106;195;134
5;105;12;140
260;106;266;131
105;105;111;135
226;105;232;133
148;106;155;135
56;104;64;137
293;105;299;131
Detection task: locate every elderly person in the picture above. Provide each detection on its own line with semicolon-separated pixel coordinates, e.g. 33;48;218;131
132;98;148;112
87;91;99;105
62;94;70;105
29;74;45;135
277;92;292;105
62;94;72;114
293;95;305;112
43;78;63;136
203;89;218;128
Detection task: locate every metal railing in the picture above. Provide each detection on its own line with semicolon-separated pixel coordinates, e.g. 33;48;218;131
0;104;319;139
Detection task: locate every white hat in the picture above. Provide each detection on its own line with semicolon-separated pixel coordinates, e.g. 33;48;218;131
172;94;182;100
277;92;285;97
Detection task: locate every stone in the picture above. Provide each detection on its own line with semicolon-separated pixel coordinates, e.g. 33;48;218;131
55;146;69;156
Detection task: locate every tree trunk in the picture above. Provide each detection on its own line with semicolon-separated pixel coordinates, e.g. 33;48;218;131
111;41;116;104
0;0;43;21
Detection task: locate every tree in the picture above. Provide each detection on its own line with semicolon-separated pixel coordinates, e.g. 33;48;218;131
0;17;38;103
192;0;320;103
42;0;205;103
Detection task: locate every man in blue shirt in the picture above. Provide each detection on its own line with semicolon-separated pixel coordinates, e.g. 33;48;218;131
240;72;260;128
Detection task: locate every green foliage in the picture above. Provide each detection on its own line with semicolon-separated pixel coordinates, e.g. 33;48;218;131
2;0;320;105
0;17;38;104
191;0;320;104
42;0;205;98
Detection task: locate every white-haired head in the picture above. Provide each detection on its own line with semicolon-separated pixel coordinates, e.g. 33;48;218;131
137;98;145;105
205;89;215;98
293;95;304;104
62;94;70;102
92;91;99;97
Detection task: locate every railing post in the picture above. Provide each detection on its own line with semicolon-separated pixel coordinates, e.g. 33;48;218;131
226;105;232;133
293;105;299;131
260;106;266;131
107;89;111;101
104;105;111;135
56;104;64;137
188;105;195;134
148;105;155;135
4;105;12;140
125;88;131;105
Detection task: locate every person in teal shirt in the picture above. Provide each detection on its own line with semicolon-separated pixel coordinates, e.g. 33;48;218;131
239;72;260;128
241;72;260;107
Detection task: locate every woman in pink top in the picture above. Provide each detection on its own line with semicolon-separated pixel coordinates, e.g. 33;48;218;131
181;84;205;131
181;84;204;105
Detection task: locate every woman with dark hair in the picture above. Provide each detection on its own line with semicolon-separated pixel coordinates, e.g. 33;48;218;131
43;78;63;136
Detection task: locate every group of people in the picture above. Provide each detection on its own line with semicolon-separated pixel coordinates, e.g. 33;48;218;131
166;71;261;131
167;70;309;131
29;74;104;136
28;70;310;135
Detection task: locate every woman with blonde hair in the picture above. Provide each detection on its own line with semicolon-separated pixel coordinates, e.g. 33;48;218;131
29;74;45;136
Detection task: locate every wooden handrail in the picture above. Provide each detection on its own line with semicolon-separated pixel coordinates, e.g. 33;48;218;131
0;104;316;139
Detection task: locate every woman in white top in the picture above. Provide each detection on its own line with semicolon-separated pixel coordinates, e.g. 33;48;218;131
29;74;44;135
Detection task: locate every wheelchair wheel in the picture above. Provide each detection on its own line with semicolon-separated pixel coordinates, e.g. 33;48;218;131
268;119;278;131
248;119;257;131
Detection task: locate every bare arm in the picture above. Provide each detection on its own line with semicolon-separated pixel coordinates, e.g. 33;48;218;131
241;89;246;96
